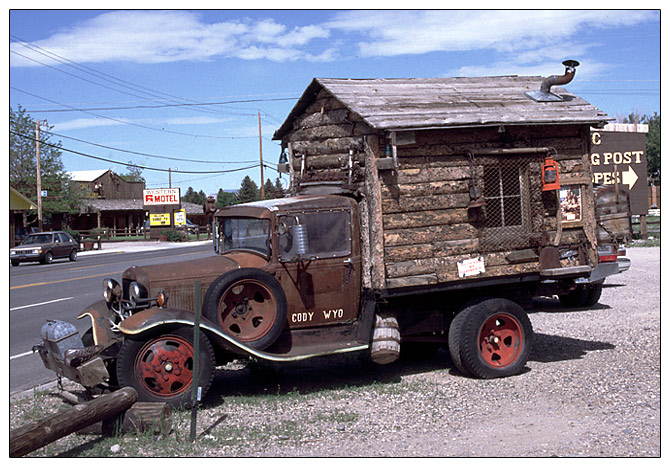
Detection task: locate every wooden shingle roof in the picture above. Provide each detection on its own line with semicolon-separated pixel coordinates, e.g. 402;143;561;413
274;76;612;139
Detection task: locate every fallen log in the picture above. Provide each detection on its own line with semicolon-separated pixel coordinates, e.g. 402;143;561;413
10;387;138;457
78;401;172;436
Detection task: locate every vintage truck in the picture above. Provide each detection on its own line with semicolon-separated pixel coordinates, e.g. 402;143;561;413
36;62;625;407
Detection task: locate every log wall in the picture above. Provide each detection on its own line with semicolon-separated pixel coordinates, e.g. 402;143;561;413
282;90;598;290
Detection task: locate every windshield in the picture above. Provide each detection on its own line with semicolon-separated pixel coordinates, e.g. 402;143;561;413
22;233;52;245
219;218;270;256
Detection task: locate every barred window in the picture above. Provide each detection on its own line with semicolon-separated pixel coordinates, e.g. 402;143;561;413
484;165;525;229
481;157;537;250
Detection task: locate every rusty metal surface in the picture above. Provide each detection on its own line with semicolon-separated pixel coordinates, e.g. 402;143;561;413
77;300;119;347
115;194;364;357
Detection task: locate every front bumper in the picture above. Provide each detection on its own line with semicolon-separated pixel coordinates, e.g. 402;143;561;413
10;252;43;262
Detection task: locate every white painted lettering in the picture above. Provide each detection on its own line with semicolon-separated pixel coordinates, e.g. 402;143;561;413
291;312;314;323
322;309;344;319
592;132;601;146
591;153;600;165
632;151;644;164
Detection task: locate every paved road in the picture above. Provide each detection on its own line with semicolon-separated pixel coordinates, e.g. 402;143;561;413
9;240;213;394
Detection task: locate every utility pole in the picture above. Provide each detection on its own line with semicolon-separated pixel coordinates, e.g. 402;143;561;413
258;111;265;199
36;119;43;231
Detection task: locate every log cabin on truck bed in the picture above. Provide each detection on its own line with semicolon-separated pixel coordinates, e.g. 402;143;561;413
273;65;612;298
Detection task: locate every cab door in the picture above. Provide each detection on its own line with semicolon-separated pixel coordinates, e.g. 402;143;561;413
276;208;361;329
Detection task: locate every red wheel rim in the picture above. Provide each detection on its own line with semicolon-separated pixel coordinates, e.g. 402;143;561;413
135;335;194;397
478;313;524;368
218;279;277;342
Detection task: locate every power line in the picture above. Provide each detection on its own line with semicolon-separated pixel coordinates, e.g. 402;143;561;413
11;37;222;116
42;129;257;165
12;86;257;140
23;97;298;114
10;129;260;174
11;36;299;116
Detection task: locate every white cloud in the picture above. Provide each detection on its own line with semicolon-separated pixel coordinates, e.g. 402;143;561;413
9;9;657;70
327;10;657;58
54;118;124;131
10;11;331;66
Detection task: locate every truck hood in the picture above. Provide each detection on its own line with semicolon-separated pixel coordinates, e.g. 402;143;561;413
122;253;269;311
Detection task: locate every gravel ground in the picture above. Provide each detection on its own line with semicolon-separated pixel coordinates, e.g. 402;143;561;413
11;247;660;457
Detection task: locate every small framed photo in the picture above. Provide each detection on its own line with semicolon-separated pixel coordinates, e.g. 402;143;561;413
560;186;582;223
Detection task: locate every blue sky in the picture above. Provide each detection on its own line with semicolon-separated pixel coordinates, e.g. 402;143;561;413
9;9;661;196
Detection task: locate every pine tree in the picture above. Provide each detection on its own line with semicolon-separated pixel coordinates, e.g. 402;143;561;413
273;177;285;198
264;178;276;199
237;176;260;203
216;188;238;207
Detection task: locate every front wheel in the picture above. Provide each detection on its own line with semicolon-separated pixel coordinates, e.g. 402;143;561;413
116;327;215;407
448;298;532;379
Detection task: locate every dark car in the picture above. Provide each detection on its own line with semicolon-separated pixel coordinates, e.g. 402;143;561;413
10;231;78;266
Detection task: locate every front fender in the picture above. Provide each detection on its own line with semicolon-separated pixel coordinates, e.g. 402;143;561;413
117;307;368;363
77;300;119;347
117;307;268;358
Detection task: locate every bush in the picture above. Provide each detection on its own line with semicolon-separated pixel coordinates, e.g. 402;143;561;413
160;230;185;242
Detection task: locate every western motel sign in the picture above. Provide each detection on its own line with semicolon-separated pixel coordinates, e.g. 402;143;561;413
590;124;648;215
143;188;180;206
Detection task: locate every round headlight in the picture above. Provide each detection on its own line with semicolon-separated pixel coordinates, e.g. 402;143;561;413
102;278;121;303
128;281;142;304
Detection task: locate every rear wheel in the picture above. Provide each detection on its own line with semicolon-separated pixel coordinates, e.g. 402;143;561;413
69;249;78;262
448;298;532;378
116;327;215;407
202;269;287;350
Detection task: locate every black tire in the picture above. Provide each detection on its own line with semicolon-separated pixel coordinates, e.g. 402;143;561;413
69;249;78;262
11;260;19;267
559;283;603;308
42;251;53;264
202;268;287;350
448;298;532;379
116;327;215;408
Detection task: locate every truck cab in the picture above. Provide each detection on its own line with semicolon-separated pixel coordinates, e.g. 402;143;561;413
209;195;362;350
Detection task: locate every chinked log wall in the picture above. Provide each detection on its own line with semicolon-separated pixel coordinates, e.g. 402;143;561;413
285;90;597;290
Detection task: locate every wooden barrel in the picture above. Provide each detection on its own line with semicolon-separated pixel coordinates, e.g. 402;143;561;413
370;314;401;364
